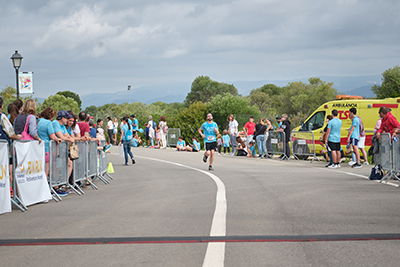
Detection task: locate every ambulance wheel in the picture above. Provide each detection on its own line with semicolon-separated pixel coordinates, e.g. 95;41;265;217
292;140;309;160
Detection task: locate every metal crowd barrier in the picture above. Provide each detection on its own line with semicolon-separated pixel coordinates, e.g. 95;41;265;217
265;131;286;158
377;133;399;183
392;138;400;181
99;140;113;182
1;140;25;212
87;140;109;185
291;130;320;163
8;139;114;211
72;141;90;192
49;141;70;201
167;128;181;147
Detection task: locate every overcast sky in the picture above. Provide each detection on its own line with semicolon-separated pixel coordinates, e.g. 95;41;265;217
0;0;399;99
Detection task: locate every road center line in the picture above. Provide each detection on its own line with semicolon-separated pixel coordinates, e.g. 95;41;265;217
135;156;226;267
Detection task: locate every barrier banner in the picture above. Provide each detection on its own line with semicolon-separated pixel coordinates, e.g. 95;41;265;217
0;142;11;214
15;141;51;206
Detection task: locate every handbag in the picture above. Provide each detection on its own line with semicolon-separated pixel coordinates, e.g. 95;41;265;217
21;115;35;140
68;142;79;160
346;143;354;155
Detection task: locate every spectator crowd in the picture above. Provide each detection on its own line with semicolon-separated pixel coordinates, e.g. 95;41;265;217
3;95;399;200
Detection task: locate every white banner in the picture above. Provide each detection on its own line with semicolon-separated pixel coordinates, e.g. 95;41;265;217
15;141;51;206
0;142;11;214
19;72;33;94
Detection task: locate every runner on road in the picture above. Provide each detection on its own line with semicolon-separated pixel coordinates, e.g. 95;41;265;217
198;113;219;171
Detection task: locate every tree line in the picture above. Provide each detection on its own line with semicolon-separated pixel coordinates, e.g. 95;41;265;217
1;65;399;144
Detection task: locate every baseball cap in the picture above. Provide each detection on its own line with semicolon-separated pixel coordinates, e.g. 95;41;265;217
276;116;281;120
57;110;72;120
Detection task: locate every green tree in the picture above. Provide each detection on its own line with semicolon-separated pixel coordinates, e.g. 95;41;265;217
0;86;17;110
247;84;281;114
56;91;82;110
40;94;79;114
84;105;98;116
275;77;337;127
0;86;36;112
184;76;238;105
171;102;208;144
372;65;400;99
208;93;260;129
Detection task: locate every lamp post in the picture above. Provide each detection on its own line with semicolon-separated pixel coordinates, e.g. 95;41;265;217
11;50;23;100
128;85;131;104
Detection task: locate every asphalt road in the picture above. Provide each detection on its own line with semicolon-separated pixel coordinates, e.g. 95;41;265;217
1;146;400;267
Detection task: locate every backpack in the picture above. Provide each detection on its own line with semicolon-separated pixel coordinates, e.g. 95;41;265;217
0;114;11;145
163;124;168;133
126;129;133;141
369;165;383;180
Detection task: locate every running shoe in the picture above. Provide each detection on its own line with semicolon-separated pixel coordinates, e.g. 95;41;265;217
352;163;362;168
325;163;333;168
348;161;356;166
328;164;337;169
203;153;208;163
132;158;136;164
208;166;214;171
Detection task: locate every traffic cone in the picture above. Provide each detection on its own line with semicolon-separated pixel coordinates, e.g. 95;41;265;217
107;162;115;173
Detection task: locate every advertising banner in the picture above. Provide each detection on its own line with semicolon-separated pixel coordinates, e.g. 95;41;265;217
15;141;51;206
0;142;11;214
19;72;33;94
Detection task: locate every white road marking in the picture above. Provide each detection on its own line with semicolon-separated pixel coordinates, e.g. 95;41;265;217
134;156;226;267
317;167;400;187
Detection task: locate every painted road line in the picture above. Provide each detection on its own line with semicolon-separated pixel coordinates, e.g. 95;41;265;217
135;156;226;267
317;167;400;187
3;233;400;246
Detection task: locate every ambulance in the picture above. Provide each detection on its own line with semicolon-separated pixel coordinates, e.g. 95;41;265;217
292;95;400;159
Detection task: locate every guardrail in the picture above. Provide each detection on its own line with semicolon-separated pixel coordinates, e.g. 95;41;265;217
167;128;181;147
3;139;113;213
291;130;320;163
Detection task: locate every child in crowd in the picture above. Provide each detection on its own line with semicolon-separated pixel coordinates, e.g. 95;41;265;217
247;141;256;158
132;135;138;147
135;134;143;147
176;136;186;151
144;123;150;147
235;136;247;156
185;136;201;152
155;125;161;147
217;134;222;154
222;130;231;154
89;120;97;139
96;119;105;140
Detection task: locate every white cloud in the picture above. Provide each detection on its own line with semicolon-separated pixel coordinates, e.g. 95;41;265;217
34;5;118;56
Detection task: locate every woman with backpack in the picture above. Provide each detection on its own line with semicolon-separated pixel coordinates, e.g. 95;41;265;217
119;117;135;166
159;116;167;149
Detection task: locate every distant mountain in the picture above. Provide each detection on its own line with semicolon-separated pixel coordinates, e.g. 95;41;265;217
80;74;382;108
342;85;376;98
229;74;382;96
80;82;188;108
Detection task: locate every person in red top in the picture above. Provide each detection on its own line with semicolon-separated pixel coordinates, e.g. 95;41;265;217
376;107;400;141
243;116;256;147
77;111;91;139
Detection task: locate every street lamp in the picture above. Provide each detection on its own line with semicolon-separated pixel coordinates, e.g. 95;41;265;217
11;50;23;100
128;85;131;104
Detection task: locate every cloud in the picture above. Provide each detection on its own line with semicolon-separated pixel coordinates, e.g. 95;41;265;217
1;0;400;99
